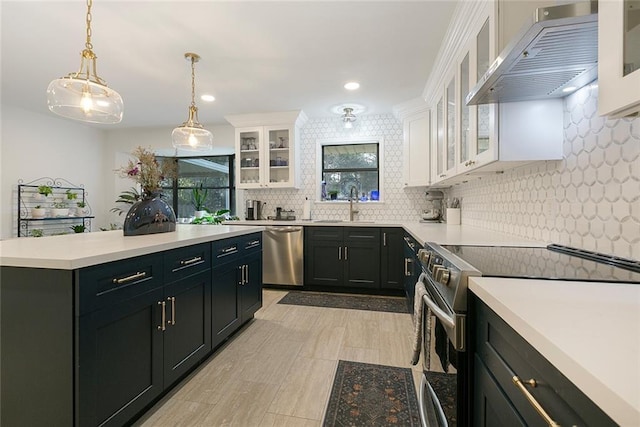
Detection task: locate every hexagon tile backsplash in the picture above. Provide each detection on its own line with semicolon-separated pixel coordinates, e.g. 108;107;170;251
448;83;639;260
246;83;639;260
245;114;439;222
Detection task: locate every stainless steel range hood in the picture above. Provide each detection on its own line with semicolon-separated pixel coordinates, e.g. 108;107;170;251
466;1;598;106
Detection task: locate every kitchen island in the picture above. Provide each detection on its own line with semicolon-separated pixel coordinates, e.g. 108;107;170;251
1;224;265;427
470;277;640;426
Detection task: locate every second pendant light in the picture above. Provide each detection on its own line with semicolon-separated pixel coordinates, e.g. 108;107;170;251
172;53;213;151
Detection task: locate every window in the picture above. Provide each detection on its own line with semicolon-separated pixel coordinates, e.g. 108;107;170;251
318;139;382;201
159;155;235;218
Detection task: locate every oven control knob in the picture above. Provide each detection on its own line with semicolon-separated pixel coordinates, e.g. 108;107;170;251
437;268;451;286
418;249;430;264
432;264;444;277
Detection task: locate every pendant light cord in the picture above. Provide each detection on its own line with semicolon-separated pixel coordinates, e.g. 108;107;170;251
190;56;196;108
85;0;93;51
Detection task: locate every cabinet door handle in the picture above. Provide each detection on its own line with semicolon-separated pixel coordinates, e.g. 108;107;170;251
512;376;559;427
383;232;387;247
113;271;146;284
238;265;244;285
344;246;348;260
180;256;202;266
245;265;249;284
338;247;342;261
404;258;409;276
158;301;166;331
167;296;176;325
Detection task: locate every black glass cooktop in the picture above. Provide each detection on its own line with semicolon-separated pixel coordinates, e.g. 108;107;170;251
441;244;640;284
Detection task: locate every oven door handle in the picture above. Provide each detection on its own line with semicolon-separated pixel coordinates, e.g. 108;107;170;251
421;291;455;330
419;373;449;427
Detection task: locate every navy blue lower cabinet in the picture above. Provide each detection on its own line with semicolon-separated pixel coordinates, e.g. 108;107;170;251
212;233;263;348
472;294;616;427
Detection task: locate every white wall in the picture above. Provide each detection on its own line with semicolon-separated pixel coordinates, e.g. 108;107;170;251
102;124;235;226
0;106;108;238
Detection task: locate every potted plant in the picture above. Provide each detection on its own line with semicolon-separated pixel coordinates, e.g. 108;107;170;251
51;201;69;217
30;229;44;237
328;190;339;200
31;205;46;218
76;201;88;216
34;185;53;201
66;190;78;201
70;224;86;233
192;184;208;218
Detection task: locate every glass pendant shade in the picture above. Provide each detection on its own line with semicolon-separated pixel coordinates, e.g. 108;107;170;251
172;105;213;150
342;107;357;129
47;77;123;124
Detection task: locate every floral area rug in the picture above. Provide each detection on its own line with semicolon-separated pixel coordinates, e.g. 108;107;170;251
277;291;409;314
323;360;420;426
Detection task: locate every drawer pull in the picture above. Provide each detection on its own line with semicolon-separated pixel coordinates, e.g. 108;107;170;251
180;256;202;266
221;246;237;254
512;376;560;427
158;301;166;331
112;271;146;284
247;240;260;247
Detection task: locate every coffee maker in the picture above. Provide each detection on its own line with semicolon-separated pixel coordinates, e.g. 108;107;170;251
245;200;263;220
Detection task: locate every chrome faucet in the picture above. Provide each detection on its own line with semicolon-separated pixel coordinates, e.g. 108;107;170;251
349;186;359;221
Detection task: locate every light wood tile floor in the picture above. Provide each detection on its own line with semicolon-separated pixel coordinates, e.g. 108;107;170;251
135;289;422;427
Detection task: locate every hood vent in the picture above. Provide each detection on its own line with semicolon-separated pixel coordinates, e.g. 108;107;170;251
466;1;598;106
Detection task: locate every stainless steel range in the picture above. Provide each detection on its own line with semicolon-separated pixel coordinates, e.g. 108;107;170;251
415;242;640;427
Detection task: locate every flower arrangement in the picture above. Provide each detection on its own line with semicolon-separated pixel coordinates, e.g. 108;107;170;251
116;146;176;196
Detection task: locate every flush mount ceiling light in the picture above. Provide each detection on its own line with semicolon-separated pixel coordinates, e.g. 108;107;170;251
46;0;123;124
341;107;357;129
172;53;213;151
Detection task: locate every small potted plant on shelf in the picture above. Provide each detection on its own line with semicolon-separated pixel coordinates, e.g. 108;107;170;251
192;184;208;218
76;201;88;216
328;190;339;200
34;185;53;201
30;229;44;237
31;205;46;218
51;201;69;217
70;224;86;233
65;189;78;200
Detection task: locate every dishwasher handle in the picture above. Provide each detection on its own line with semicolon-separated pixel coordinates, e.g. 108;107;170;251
266;226;303;233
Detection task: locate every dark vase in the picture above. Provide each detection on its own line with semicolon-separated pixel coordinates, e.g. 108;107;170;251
123;192;176;236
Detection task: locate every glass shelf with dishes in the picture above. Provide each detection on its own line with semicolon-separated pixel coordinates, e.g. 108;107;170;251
17;178;94;237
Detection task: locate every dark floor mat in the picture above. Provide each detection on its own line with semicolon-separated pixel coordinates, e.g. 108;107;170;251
277;291;409;313
323;360;421;426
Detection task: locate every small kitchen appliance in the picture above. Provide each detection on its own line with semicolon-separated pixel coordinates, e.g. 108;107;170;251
414;242;640;426
245;200;262;220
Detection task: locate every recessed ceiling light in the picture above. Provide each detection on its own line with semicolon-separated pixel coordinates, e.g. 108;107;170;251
562;86;577;93
200;94;215;102
344;82;360;91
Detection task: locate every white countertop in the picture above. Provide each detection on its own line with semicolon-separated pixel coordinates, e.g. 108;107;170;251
229;220;545;247
470;277;640;426
0;225;264;270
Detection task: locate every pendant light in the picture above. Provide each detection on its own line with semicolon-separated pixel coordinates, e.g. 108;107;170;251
172;53;213;151
46;0;123;124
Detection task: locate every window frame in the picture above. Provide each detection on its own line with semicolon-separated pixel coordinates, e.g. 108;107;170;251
159;154;236;218
316;137;384;202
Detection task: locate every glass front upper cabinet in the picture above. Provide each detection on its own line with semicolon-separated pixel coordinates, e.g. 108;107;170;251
598;0;640;117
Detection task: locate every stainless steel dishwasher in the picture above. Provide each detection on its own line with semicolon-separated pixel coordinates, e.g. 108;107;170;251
263;226;304;286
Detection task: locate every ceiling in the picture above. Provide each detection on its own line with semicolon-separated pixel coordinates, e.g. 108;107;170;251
1;1;458;129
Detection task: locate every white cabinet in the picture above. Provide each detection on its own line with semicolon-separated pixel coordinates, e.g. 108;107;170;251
225;111;307;189
401;110;430;187
426;0;564;187
598;0;640;118
431;73;458;184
